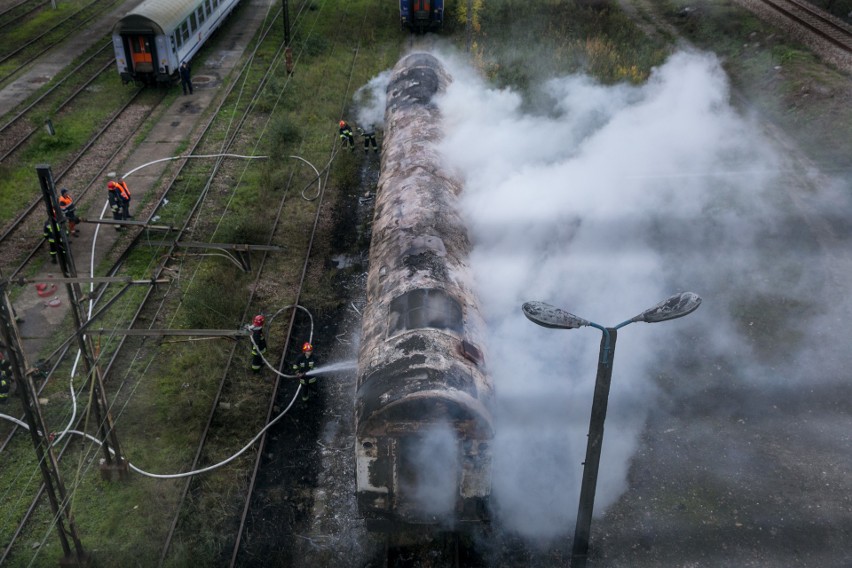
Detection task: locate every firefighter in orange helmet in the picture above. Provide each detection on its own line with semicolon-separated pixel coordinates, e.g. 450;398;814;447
248;315;267;373
292;342;318;401
58;188;81;236
338;120;355;150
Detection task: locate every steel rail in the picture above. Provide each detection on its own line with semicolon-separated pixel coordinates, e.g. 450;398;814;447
0;0;47;34
0;62;118;168
0;42;113;138
759;0;852;53
0;87;155;279
3;5;309;563
5;2;321;563
0;0;119;80
153;6;316;564
0;125;213;564
0;0;41;21
227;0;366;562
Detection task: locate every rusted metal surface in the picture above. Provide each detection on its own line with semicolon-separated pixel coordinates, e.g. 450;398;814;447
355;52;493;526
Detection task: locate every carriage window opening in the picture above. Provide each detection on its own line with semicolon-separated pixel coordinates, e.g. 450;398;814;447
213;0;219;9
189;13;198;33
206;0;213;15
388;289;463;336
197;6;206;25
180;22;190;43
171;35;178;51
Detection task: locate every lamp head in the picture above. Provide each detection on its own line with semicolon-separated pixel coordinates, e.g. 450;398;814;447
632;292;702;324
522;301;590;330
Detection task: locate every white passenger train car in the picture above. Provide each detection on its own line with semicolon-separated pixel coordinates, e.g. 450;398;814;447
112;0;241;84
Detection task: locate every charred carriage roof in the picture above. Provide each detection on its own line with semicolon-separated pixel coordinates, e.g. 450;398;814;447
385;52;449;111
355;51;493;527
356;51;493;437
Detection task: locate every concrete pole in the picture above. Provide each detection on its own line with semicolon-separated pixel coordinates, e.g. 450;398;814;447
0;285;89;565
36;165;126;477
571;327;618;567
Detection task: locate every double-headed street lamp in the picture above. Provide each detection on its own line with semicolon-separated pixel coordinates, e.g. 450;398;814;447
522;292;702;568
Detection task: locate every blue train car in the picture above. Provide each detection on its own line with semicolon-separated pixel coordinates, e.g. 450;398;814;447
399;0;443;32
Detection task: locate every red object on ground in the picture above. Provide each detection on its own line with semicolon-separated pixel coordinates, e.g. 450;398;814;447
36;283;57;297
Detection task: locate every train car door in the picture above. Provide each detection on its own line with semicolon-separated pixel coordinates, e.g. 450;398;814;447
412;0;431;27
394;431;461;522
402;0;440;32
125;35;155;74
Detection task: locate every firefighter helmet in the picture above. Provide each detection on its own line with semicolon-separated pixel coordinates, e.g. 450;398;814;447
339;120;346;127
107;181;117;189
252;315;265;327
302;342;313;352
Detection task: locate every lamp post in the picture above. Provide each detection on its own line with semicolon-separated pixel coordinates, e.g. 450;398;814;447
521;292;702;567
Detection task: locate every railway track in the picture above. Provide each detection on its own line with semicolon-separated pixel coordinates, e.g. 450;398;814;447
758;0;852;53
0;0;342;564
0;86;158;280
0;0;123;86
225;2;363;565
0;0;406;562
152;6;311;565
0;41;114;153
0;0;47;34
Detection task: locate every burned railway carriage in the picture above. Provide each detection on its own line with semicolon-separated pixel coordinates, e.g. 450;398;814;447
112;0;240;84
355;53;494;530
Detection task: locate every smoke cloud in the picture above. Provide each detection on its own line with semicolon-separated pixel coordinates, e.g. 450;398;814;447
420;46;852;541
398;423;460;519
357;44;850;546
353;70;392;131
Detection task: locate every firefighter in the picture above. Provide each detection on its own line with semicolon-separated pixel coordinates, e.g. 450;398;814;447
292;342;318;401
338;120;355;150
358;124;379;154
0;355;11;404
43;217;64;264
58;188;81;236
114;178;132;219
107;181;124;229
248;315;267;373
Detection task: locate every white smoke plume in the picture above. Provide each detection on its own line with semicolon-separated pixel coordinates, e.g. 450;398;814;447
358;46;851;545
353;70;392;131
426;47;844;540
397;423;461;519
